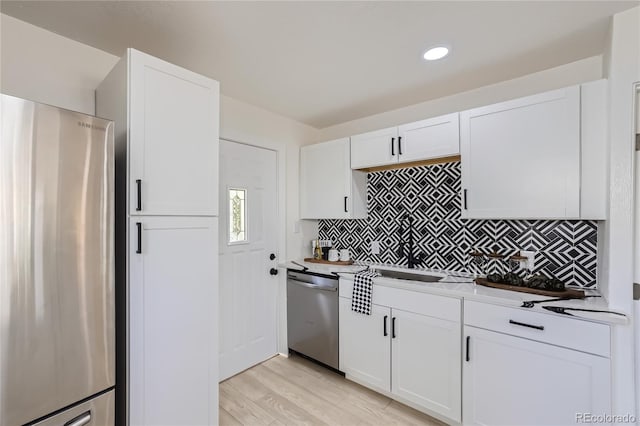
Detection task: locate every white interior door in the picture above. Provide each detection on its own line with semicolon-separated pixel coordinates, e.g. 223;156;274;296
219;140;278;381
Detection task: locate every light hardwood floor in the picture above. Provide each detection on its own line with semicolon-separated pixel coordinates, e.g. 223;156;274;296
219;354;446;425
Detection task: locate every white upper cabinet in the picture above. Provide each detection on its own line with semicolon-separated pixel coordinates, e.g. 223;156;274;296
113;49;219;216
350;126;399;169
397;113;460;164
300;138;366;219
460;81;607;219
351;113;460;169
579;79;608;220
461;85;580;219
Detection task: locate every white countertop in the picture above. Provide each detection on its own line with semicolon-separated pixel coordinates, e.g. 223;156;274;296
281;260;628;325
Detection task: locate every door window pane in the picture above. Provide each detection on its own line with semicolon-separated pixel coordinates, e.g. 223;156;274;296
229;188;247;243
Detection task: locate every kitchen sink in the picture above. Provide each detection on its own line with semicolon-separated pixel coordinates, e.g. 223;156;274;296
376;269;446;283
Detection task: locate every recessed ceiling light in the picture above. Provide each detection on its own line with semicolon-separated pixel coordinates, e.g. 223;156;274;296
423;46;449;61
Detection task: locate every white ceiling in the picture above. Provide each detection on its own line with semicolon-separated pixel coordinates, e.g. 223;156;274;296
1;1;637;128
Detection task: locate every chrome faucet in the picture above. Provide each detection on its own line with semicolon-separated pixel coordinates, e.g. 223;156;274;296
398;214;425;269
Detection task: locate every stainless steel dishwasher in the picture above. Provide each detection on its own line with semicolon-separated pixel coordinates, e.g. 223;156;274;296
287;270;339;370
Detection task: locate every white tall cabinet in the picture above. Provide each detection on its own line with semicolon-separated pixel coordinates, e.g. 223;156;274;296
97;49;220;426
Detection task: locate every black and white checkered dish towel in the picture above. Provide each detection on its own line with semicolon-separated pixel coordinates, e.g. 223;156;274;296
351;270;381;315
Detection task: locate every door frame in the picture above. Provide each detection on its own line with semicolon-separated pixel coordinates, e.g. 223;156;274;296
633;81;640;420
219;137;288;357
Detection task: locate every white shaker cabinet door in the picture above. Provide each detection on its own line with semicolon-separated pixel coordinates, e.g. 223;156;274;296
129;50;219;216
460;85;580;219
129;217;218;426
339;298;391;393
300;138;366;219
463;326;610;426
350;126;399;169
391;308;461;423
397;113;460;164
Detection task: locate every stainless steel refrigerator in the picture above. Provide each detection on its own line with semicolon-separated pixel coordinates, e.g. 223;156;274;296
0;94;115;425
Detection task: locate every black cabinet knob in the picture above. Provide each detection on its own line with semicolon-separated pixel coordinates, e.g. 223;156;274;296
270;253;276;260
269;268;278;276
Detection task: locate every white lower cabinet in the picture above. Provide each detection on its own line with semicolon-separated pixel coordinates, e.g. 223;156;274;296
463;326;610;426
392;309;461;421
463;301;611;426
340;285;613;426
339;283;461;423
339;298;391;392
129;217;218;426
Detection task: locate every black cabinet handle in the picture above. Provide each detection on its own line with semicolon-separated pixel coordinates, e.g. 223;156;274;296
270;268;278;276
398;136;402;155
344;196;348;213
509;319;544;331
391;137;395;156
270;253;276;260
136;222;142;254
136;179;142;211
383;315;388;337
463;189;468;210
391;317;396;339
466;336;470;362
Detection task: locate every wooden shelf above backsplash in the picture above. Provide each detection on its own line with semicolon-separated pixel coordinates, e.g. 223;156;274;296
357;155;461;173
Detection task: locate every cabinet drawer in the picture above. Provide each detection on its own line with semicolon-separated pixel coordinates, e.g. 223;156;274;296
339;279;461;322
464;301;610;357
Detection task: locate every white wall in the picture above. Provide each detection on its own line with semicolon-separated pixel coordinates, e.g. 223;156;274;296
600;6;640;419
0;14;119;115
317;55;604;141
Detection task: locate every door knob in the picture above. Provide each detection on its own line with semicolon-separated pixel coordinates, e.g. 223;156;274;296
270;253;276;260
269;268;278;276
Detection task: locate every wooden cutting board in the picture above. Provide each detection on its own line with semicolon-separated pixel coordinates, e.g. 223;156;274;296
303;258;354;265
475;277;585;298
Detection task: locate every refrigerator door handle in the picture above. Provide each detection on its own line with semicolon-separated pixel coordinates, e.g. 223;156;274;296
64;411;92;426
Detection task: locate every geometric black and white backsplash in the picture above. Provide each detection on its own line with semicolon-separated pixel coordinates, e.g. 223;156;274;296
319;162;598;288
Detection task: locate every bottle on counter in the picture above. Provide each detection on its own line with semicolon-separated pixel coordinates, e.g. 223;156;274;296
314;238;323;260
